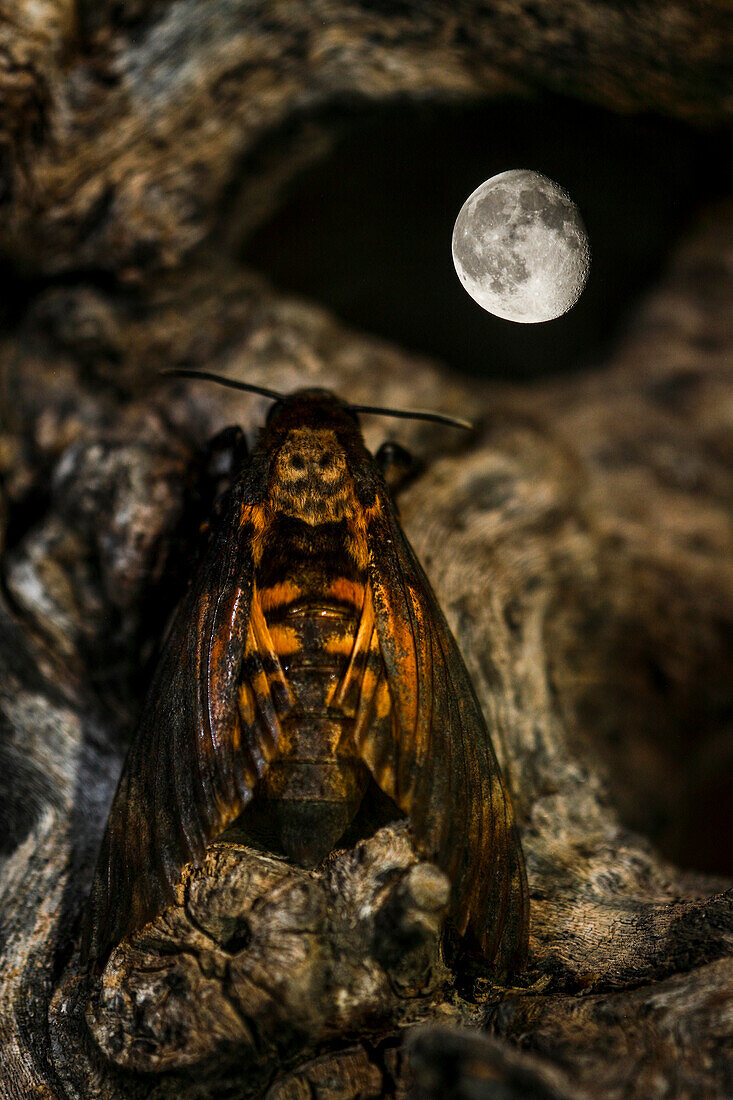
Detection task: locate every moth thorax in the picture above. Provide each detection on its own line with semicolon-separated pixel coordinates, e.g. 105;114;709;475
270;428;357;525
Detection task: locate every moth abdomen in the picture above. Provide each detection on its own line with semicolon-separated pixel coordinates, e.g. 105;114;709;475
240;514;376;865
259;715;369;866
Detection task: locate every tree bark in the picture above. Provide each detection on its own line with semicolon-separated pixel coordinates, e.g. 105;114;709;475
0;3;731;1098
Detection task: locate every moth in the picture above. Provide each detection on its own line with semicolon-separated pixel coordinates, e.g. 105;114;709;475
83;376;528;973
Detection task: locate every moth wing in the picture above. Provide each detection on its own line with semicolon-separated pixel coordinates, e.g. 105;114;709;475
83;476;284;965
356;489;528;972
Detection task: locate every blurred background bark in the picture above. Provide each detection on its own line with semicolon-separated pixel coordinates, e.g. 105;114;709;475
0;2;731;1097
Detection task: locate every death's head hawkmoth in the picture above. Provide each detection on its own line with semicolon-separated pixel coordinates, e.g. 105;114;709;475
83;379;528;974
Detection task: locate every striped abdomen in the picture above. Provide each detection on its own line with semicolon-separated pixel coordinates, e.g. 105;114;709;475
242;518;372;865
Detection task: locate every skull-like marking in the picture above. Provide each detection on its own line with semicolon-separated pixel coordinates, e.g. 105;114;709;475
270;429;357;525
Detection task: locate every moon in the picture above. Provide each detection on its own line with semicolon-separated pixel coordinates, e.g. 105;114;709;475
452;170;590;323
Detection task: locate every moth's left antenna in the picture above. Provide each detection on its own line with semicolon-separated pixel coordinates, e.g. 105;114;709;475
161;368;284;402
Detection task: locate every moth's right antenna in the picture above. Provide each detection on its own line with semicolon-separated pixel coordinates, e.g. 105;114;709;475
351;403;473;431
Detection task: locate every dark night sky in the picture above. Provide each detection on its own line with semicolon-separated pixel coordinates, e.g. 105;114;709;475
243;93;728;383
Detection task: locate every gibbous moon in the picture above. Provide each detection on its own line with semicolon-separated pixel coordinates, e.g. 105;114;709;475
452;170;590;323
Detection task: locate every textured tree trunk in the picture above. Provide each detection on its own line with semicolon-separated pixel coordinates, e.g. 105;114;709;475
0;2;731;1097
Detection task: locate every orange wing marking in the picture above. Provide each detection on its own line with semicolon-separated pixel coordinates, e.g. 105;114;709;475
237;586;294;768
333;585;376;715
